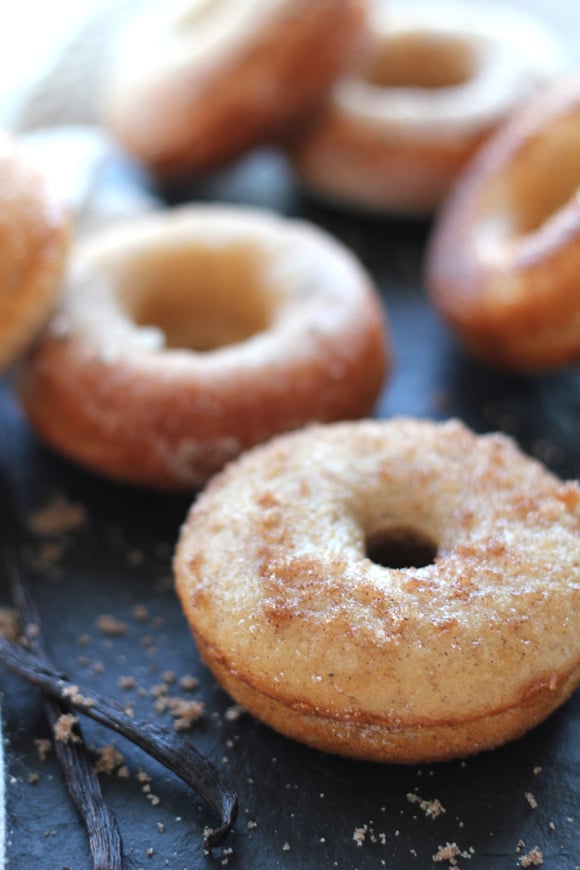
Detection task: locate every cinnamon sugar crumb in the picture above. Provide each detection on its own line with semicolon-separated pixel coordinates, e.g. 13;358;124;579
28;496;87;536
132;604;149;622
118;675;137;690
525;792;538;809
95;744;125;775
179;675;199;692
34;739;52;762
519;847;543;867
0;607;19;641
432;842;473;865
353;825;368;846
224;704;243;722
407;792;446;818
167;697;205;731
53;713;80;743
27;772;39;784
96;614;127;636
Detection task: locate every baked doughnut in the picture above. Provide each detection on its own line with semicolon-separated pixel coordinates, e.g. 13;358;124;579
427;76;580;371
174;418;580;763
289;1;565;215
0;132;70;374
17;205;388;489
103;0;368;178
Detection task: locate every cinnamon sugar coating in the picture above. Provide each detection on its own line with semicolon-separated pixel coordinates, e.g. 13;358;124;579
0;132;70;373
103;0;368;178
427;76;580;370
174;418;580;762
18;205;388;489
289;2;565;215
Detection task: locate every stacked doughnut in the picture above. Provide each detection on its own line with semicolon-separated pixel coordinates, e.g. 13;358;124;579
103;0;368;178
0;132;70;373
288;1;566;214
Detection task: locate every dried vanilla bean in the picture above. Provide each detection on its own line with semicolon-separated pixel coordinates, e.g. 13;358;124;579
0;634;238;848
0;465;123;869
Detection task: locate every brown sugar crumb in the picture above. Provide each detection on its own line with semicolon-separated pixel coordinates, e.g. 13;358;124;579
432;842;473;866
224;704;244;722
525;792;538;809
162;670;176;684
157;822;165;833
132;604;149;622
179;674;199;692
407;793;446;819
77;634;92;646
34;739;52;762
117;766;130;779
137;770;151;784
96;614;127;637
0;607;19;641
53;713;80;744
118;675;137;690
27;772;39;785
167;698;205;731
519;847;544;867
28;496;87;536
353;825;368;846
150;683;169;698
95;744;125;775
146;794;160;806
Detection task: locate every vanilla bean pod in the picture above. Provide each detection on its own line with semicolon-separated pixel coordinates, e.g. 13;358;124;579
0;463;123;869
0;634;238;848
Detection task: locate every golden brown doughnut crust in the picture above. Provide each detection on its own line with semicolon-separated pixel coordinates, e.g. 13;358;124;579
174;418;580;763
0;133;70;373
426;76;580;370
103;0;368;178
289;2;565;214
17;205;388;490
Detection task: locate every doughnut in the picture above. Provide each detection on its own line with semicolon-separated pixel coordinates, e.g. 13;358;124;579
103;0;368;178
0;132;70;374
174;418;580;763
288;1;566;215
17;205;388;490
427;76;580;371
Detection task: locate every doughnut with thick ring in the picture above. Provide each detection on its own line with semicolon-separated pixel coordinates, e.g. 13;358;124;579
17;205;388;489
103;0;368;178
289;2;565;215
427;76;580;370
174;418;580;763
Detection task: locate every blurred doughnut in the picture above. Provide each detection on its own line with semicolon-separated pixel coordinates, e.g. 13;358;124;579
427;76;580;370
103;0;368;178
0;132;70;374
289;1;565;214
17;205;388;489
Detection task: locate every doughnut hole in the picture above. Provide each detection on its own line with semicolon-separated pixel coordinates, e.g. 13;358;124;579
478;112;580;244
118;243;273;351
365;525;438;569
361;32;476;90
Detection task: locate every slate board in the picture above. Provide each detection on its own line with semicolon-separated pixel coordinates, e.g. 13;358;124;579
1;144;579;870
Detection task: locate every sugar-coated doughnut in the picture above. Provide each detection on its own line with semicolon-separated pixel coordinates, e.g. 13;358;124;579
103;0;368;178
174;418;580;763
0;132;70;373
289;1;565;215
427;76;580;371
17;205;388;490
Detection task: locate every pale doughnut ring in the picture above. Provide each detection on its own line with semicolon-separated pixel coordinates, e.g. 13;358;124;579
427;76;580;371
0;132;70;373
289;1;565;215
17;205;388;489
103;0;368;178
174;418;580;763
